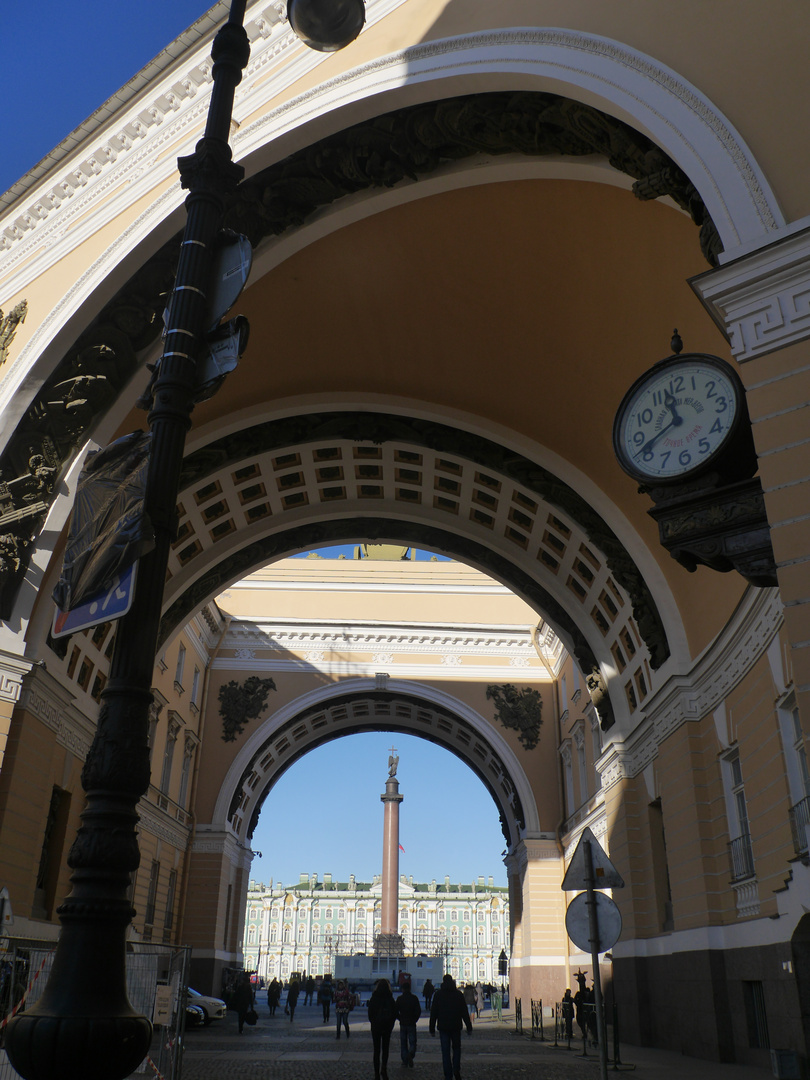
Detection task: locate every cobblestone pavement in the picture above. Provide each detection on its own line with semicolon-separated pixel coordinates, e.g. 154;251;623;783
132;1002;774;1080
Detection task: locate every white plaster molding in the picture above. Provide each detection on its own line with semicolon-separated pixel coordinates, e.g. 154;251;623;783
0;651;32;703
0;0;405;277
191;827;254;870
598;588;782;788
732;878;761;919
691;227;810;361
214;659;548;680
17;665;95;761
136;800;191;850
1;20;784;425
235;27;782;259
514;838;561;868
221;620;541;656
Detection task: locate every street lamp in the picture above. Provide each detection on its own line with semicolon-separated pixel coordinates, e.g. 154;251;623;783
4;3;364;1079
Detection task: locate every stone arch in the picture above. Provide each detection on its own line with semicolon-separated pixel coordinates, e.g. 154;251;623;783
0;23;787;633
129;407;685;735
211;678;542;851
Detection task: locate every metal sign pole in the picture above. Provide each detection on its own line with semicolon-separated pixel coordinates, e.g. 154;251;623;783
584;839;609;1080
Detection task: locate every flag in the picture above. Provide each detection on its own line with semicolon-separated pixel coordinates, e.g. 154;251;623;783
399;843;405;853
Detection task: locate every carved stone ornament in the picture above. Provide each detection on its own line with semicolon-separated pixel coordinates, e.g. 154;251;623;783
645;475;777;587
486;683;543;751
219;675;277;742
0;300;28;366
0;90;719;623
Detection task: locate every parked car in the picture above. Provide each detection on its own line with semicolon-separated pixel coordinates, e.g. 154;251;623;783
187;987;227;1024
185;1002;206;1028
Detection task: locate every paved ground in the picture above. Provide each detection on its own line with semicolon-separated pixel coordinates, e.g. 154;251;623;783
131;1002;775;1080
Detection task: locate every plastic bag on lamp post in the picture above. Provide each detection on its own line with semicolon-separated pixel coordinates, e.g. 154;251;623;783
52;430;154;613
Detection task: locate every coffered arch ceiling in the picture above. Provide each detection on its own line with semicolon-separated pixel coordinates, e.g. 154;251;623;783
153;410;678;736
212;679;544;852
3;88;724;636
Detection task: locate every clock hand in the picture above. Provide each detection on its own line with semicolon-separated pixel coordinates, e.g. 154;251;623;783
664;390;681;421
634;412;683;458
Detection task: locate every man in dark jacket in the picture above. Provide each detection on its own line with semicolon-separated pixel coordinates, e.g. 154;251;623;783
395;981;422;1067
429;974;472;1080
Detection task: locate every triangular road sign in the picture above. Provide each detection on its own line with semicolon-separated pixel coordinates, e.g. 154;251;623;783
561;827;625;891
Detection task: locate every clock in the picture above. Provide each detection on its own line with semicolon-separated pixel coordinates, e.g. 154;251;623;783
613;352;754;485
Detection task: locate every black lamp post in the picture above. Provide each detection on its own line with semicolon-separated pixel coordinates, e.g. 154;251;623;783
4;2;363;1078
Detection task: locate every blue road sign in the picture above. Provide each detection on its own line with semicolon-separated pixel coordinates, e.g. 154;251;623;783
52;562;138;639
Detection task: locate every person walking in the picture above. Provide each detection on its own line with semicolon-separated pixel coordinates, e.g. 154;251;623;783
232;972;254;1035
561;988;574;1041
286;978;300;1022
429;974;472;1080
368;978;397;1080
304;974;315;1005
422;978;434;1011
334;978;353;1039
318;974;333;1023
491;984;503;1021
475;982;485;1019
463;982;476;1021
267;977;281;1017
395;980;421;1068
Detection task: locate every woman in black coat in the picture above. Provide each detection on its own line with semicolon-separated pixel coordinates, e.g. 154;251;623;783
367;978;397;1080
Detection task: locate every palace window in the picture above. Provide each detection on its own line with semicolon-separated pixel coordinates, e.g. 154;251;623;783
144;860;160;925
174;644;186;688
723;749;754;881
165;869;177;932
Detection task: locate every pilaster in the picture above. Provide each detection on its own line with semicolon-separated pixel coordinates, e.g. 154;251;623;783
692;234;810;725
0;650;31;774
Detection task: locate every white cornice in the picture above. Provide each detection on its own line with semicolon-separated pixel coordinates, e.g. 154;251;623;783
214;659;550;680
691;226;810;361
0;650;33;703
136;799;191;850
17;665;95;761
0;0;406;276
599;588;782;788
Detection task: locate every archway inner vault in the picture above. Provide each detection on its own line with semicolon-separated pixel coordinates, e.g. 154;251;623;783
214;679;542;855
153;411;671;734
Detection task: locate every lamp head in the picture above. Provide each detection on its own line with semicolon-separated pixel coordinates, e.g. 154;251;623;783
287;0;365;51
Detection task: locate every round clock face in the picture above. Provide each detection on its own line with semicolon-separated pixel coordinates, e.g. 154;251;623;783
614;355;742;482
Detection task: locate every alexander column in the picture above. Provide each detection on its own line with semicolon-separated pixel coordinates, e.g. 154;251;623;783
379;748;404;955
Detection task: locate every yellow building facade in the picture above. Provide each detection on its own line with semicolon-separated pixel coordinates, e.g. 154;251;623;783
1;0;810;1069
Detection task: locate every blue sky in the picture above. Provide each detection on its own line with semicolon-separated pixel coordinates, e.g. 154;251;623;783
251;731;509;889
2;2;210;196
3;5;511;889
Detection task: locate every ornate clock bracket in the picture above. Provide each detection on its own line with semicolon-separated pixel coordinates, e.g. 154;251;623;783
614;335;778;589
642;473;778;588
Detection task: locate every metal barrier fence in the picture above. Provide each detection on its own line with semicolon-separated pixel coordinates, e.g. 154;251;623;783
514;996;522;1034
530;998;544;1039
0;938;189;1080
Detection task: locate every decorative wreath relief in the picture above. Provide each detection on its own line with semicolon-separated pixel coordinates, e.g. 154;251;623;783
219;675;276;742
486;684;543;751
